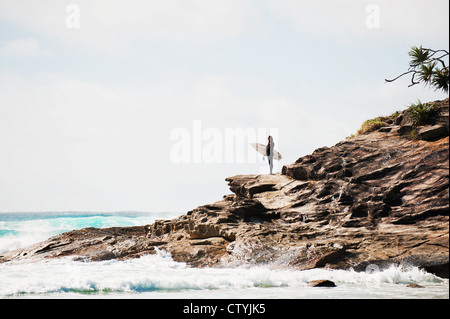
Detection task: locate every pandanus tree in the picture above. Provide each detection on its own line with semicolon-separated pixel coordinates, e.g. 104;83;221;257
385;46;449;93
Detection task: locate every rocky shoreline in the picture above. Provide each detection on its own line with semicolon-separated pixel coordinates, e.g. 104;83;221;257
1;98;448;278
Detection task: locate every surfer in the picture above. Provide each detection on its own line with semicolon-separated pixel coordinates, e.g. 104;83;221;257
250;136;282;174
266;135;274;174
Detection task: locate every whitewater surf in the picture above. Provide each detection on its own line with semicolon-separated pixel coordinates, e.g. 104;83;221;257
0;212;448;299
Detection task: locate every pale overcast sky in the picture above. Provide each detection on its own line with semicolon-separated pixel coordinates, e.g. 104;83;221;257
0;0;448;213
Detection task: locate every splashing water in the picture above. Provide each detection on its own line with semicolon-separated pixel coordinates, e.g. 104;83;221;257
0;251;447;299
0;212;176;254
0;212;448;299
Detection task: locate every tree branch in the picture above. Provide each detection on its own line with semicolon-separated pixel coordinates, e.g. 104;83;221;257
433;55;448;69
426;48;449;56
408;72;420;87
385;70;415;83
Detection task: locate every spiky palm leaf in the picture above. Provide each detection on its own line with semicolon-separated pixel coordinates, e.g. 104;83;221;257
431;67;449;93
418;61;436;86
408;46;431;69
407;100;435;126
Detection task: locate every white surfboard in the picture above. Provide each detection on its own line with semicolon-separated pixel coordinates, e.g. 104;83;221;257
250;143;282;160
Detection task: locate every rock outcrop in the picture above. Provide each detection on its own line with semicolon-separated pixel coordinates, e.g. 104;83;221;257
1;98;448;278
308;280;337;287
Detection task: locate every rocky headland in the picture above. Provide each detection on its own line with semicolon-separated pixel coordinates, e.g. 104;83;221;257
1;98;449;278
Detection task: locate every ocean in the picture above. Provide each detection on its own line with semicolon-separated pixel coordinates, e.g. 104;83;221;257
0;212;448;299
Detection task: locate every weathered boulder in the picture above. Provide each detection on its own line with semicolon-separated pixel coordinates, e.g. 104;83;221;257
406;284;425;288
418;125;448;141
308;280;337;287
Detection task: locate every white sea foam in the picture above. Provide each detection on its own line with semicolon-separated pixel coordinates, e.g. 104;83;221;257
0;249;448;299
1;212;448;299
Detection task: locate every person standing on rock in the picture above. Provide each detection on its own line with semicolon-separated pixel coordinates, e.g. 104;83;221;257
266;135;275;175
250;136;282;174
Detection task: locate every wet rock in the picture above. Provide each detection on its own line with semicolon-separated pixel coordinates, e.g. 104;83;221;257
308;280;336;287
406;284;425;288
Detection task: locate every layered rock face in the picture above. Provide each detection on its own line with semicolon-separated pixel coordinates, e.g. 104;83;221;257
1;99;448;277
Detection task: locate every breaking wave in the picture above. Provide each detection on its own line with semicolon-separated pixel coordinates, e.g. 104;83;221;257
1;212;448;299
0;249;447;299
0;212;177;254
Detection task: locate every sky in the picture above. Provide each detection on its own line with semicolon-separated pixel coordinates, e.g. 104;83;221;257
0;0;449;213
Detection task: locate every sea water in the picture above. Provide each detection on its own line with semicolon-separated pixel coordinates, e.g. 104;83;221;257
0;212;448;299
0;211;173;254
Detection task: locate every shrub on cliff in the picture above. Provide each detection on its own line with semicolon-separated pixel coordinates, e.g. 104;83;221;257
407;99;436;126
357;118;387;135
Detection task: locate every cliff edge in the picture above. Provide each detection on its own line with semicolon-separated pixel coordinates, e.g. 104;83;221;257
1;98;448;278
